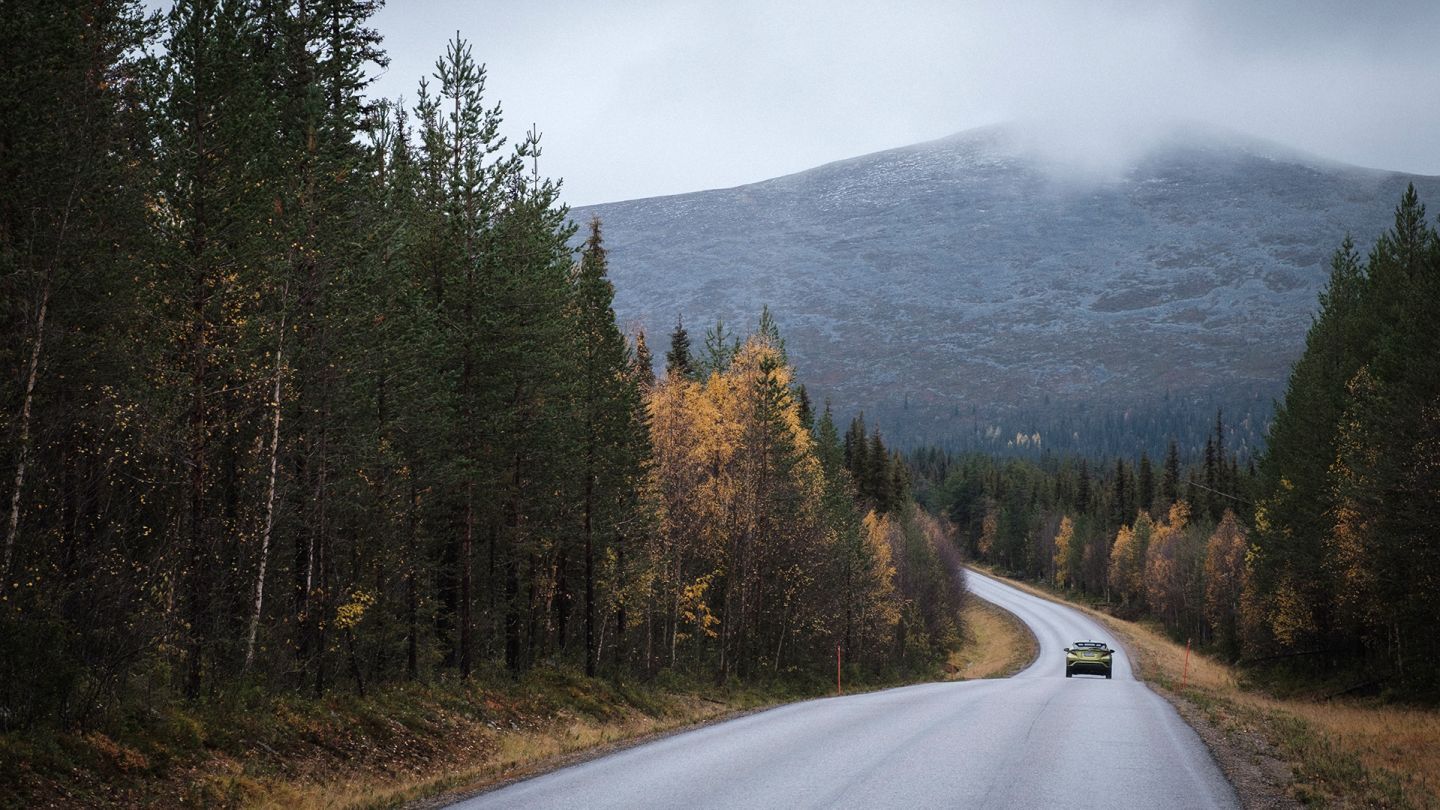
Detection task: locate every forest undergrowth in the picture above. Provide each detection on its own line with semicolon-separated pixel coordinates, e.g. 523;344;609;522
1;646;1012;810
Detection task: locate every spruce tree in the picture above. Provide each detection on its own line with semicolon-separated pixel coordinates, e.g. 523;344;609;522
1203;437;1218;521
1252;236;1367;659
665;316;693;379
867;431;890;510
570;218;644;676
1161;439;1181;507
1137;452;1155;517
633;330;656;389
845;414;868;483
1112;458;1131;528
796;384;814;432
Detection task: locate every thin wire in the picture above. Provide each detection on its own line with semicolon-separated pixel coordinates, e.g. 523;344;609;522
1185;477;1252;506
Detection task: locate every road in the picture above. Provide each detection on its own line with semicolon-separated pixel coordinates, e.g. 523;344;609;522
451;569;1238;809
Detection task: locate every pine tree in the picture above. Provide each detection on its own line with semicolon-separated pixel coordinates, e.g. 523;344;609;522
700;317;740;376
149;0;282;697
0;0;156;723
415;31;512;679
268;0;388;694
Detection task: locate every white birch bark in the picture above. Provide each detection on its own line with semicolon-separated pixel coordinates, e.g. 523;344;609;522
245;298;287;671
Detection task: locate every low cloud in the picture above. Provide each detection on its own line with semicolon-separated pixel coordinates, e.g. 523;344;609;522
370;0;1440;205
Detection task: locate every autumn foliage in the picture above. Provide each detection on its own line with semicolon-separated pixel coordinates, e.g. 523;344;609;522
643;330;965;680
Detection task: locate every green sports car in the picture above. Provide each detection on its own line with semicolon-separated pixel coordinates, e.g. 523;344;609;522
1065;640;1114;679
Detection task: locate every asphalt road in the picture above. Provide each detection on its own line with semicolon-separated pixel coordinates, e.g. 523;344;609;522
451;569;1238;809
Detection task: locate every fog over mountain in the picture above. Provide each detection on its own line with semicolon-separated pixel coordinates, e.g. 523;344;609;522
572;123;1440;456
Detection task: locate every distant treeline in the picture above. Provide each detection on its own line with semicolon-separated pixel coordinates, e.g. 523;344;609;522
912;412;1255;648
914;186;1440;696
0;0;964;731
873;392;1273;462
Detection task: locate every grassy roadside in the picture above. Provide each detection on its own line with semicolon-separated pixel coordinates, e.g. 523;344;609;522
0;670;819;810
1;592;1038;809
4;644;1025;810
974;565;1440;809
947;595;1039;681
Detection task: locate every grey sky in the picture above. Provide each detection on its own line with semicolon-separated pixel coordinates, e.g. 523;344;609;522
368;0;1440;206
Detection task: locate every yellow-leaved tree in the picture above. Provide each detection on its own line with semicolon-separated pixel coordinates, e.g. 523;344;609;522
644;327;831;679
1203;510;1248;656
1144;501;1194;632
1108;511;1154;607
1053;516;1076;589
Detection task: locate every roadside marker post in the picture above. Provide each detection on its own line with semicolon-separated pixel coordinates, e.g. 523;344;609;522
837;645;842;695
1181;638;1192;690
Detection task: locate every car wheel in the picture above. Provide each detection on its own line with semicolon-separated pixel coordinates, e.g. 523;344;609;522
1105;669;1112;679
1065;668;1072;678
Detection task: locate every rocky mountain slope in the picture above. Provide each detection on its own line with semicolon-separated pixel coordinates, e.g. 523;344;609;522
572;124;1439;455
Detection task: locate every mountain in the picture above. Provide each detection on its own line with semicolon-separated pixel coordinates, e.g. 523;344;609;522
571;123;1440;456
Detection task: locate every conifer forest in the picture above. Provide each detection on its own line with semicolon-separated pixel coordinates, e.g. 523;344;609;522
4;0;1440;784
0;0;964;732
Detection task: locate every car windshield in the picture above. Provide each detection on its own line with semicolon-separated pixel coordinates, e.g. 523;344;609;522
1074;641;1105;649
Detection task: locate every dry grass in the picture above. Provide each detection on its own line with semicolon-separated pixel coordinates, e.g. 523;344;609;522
380;693;743;810
0;674;761;810
240;693;740;810
985;569;1440;809
947;597;1038;681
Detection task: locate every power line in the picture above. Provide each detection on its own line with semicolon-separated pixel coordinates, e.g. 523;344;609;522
1185;477;1252;506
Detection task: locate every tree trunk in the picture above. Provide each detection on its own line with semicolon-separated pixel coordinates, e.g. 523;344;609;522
183;93;213;699
504;467;522;672
1;275;50;589
615;531;627;673
345;627;366;697
554;545;570;648
406;476;419;679
584;468;595;676
185;253;210;700
2;164;81;592
313;457;329;697
245;296;287;672
460;490;473;679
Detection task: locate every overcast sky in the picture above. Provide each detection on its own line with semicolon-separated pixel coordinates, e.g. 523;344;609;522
367;0;1440;207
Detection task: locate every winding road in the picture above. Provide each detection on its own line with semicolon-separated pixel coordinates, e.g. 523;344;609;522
450;569;1238;809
